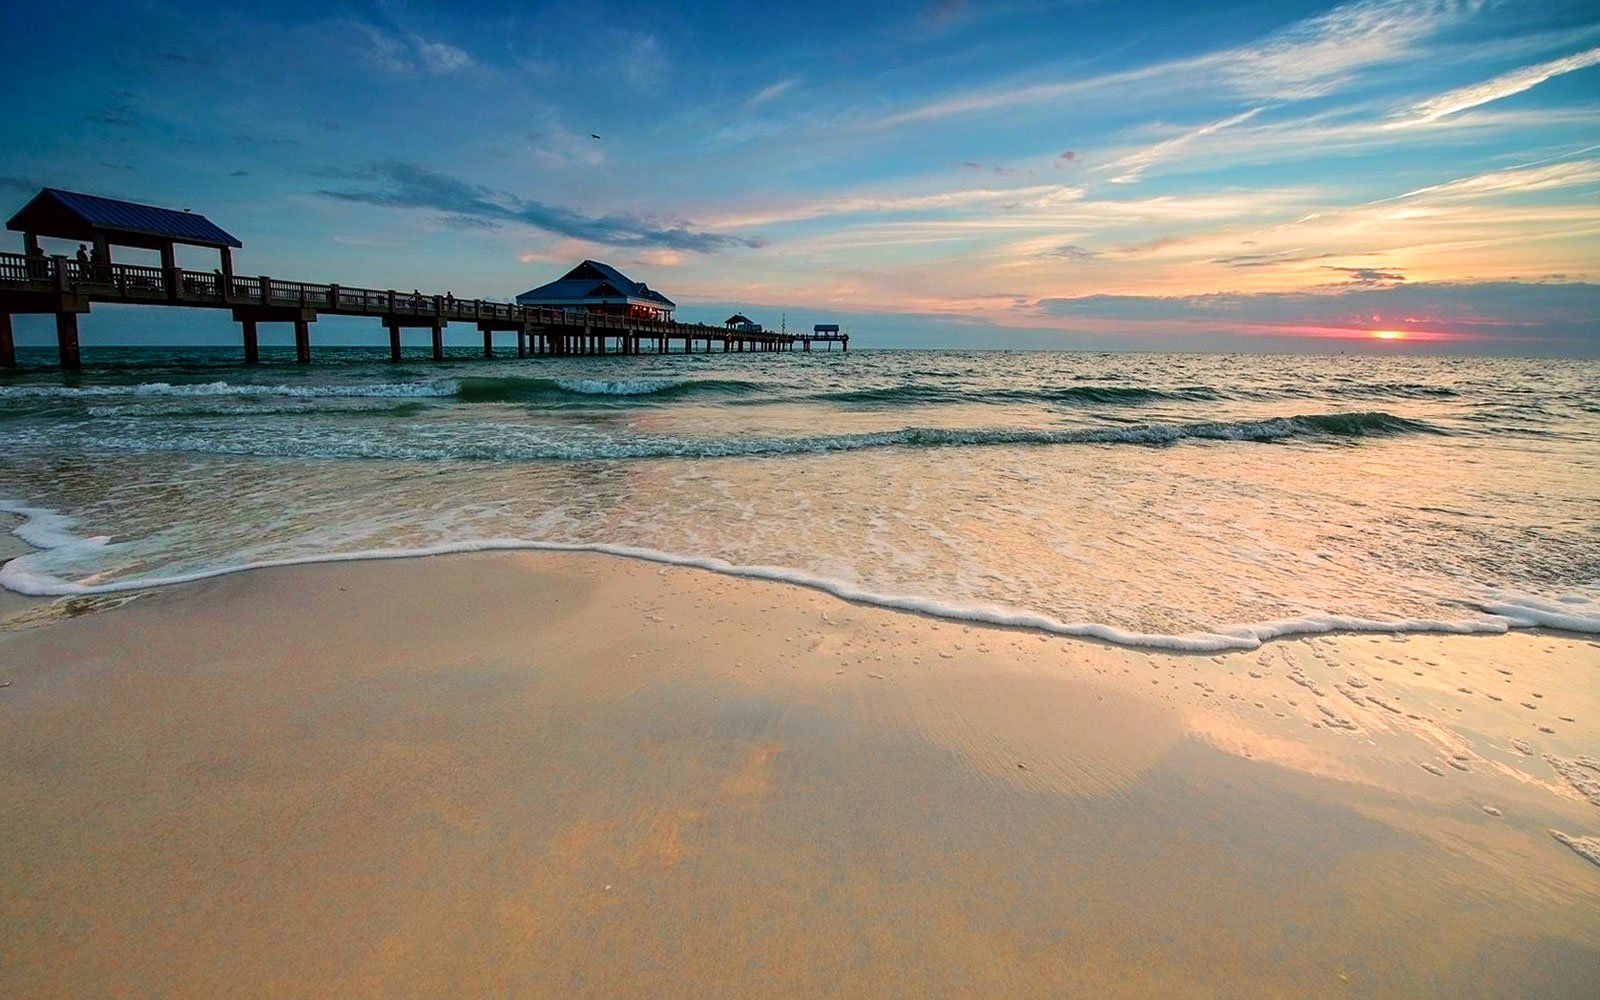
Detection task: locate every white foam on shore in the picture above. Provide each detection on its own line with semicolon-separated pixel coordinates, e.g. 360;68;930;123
1477;591;1600;633
0;501;111;550
2;499;1590;654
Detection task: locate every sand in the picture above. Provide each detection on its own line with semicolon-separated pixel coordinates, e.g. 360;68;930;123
1;551;1597;998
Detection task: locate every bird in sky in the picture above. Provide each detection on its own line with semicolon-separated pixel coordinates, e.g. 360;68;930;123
590;133;602;140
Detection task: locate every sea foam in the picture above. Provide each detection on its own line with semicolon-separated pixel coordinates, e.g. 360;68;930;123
2;500;1591;654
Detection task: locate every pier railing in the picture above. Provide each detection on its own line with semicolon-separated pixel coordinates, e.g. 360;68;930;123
0;251;738;335
0;250;849;368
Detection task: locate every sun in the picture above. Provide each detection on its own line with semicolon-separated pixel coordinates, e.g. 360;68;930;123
1370;330;1405;340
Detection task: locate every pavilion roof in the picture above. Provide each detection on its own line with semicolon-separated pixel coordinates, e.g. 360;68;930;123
7;188;242;249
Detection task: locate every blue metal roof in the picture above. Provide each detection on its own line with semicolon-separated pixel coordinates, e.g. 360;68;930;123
517;260;676;308
6;188;242;248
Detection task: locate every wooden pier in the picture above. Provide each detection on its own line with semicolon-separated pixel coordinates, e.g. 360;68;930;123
0;253;849;369
0;188;847;369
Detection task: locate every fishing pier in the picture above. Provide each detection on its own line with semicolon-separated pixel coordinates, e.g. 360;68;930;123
0;188;848;369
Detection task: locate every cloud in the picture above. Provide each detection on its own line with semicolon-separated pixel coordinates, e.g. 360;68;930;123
1222;0;1484;101
1325;265;1406;284
865;0;1483;129
317;161;757;252
352;23;474;76
1031;280;1600;348
1048;244;1100;261
702;183;1086;229
1392;160;1600;201
635;249;687;268
747;78;800;106
1211;250;1339;267
1053;151;1080;169
413;36;474;75
1105;108;1266;184
1395;45;1600;125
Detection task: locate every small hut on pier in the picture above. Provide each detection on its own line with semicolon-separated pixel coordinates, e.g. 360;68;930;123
724;313;762;333
516;260;675;321
7;187;242;278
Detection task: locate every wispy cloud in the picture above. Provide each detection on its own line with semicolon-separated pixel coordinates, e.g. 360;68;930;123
1393;45;1600;125
1222;0;1485;100
702;183;1086;229
352;23;475;77
317;161;757;252
1105;108;1267;184
747;77;800;106
1325;265;1406;284
1392;160;1600;201
865;0;1483;129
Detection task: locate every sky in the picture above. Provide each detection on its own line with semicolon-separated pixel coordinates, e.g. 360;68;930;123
2;0;1598;354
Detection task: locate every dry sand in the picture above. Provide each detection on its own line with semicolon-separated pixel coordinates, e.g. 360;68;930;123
1;551;1597;998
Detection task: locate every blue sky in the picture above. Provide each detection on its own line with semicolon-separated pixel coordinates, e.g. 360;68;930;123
3;0;1598;353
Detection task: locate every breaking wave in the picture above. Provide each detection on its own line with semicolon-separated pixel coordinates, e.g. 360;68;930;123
5;411;1441;462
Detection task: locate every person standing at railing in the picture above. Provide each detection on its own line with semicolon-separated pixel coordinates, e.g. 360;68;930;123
26;243;49;280
90;244;109;283
75;244;90;279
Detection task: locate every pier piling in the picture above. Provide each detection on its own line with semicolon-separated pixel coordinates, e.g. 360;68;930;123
241;318;259;364
55;311;80;370
0;313;13;368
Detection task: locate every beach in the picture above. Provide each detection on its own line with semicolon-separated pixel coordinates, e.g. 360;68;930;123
2;549;1596;998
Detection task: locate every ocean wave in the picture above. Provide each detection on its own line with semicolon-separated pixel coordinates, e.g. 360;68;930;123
808;384;1222;406
0;375;774;406
8;410;1440;462
2;500;1593;651
1323;382;1461;399
453;375;766;403
0;380;456;399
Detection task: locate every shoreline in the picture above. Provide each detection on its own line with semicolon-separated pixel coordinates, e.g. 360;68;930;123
2;548;1596;997
3;502;1595;652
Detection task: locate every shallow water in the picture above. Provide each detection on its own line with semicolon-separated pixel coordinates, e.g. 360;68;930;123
2;346;1597;648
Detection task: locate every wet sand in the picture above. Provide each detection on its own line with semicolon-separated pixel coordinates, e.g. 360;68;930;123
1;551;1596;998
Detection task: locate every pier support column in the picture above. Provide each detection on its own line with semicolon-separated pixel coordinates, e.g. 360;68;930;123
293;318;311;364
241;318;259;364
483;329;494;359
431;325;444;361
56;311;81;370
389;324;402;361
0;313;14;368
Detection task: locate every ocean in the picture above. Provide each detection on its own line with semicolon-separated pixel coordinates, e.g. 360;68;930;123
2;345;1597;650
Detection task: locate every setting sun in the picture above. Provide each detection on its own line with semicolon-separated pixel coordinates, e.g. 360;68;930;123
1370;330;1406;340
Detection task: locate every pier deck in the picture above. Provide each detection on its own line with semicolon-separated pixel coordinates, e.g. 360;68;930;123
0;253;847;368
